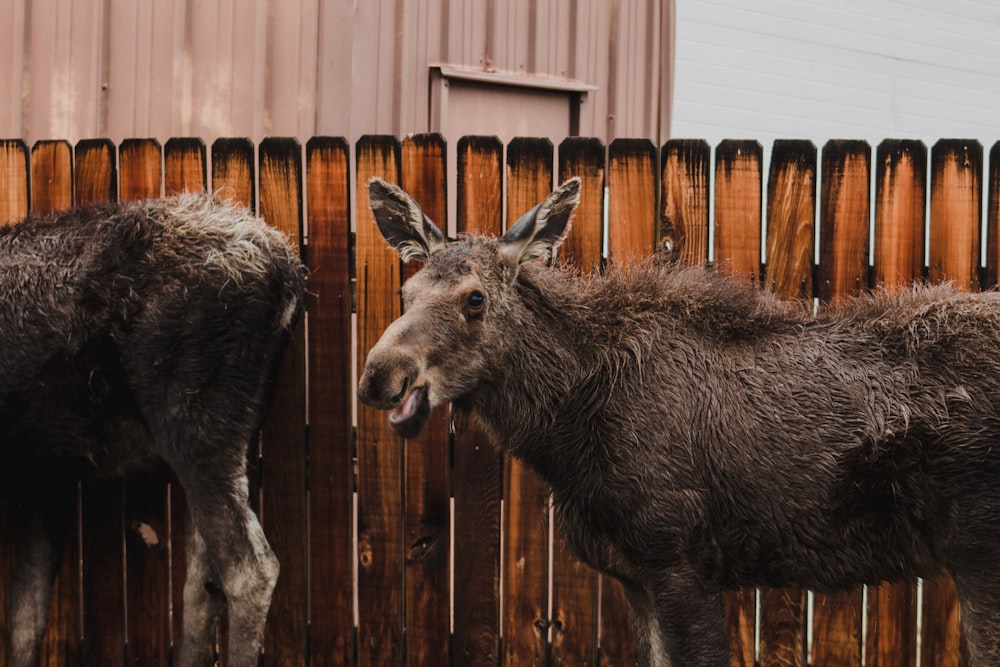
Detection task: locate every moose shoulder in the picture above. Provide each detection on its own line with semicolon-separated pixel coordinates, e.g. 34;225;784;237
358;177;1000;666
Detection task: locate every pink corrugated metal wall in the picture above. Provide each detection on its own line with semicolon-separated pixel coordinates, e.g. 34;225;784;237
1;0;674;146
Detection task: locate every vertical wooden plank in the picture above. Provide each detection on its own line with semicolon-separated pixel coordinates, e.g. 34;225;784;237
988;142;1000;289
208;137;256;665
452;135;504;667
811;140;869;667
549;137;604;667
660;139;710;264
758;140;815;667
607;138;657;264
712;138;762;667
74;139;125;667
211;138;256;208
0;139;29;667
305;136;355;667
599;138;657;667
355;135;405;667
399;133;451;666
503;136;554;667
258;137;308;667
118;138;172;667
922;138;982;667
764;140;816;301
161;137;207;661
867;139;925;667
817;140;871;301
928;139;982;291
714;140;763;282
28;140;80;667
164;138;207;195
557;137;605;271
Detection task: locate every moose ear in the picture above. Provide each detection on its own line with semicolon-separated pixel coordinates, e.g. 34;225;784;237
499;177;581;280
367;177;446;263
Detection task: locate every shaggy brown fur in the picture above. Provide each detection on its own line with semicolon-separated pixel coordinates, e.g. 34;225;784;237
360;177;1000;666
0;193;305;667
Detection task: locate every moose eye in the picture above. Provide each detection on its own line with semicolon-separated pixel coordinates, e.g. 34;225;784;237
465;291;485;314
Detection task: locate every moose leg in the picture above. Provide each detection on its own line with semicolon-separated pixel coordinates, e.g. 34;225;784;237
622;581;671;667
652;569;731;667
7;487;73;667
952;572;1000;666
173;517;226;666
175;471;278;667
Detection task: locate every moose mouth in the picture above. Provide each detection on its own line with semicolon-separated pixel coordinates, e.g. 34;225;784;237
388;384;431;438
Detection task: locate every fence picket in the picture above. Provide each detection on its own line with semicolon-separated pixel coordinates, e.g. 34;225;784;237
503;137;555;667
354;135;405;666
812;140;870;666
921;139;983;667
72;139;126;667
305;136;355;667
28;140;80;667
164;138;207;195
118;138;173;667
550;137;605;667
452;136;504;666
989;142;1000;289
715;140;763;282
258;137;309;667
660;139;711;264
399;133;452;666
607;138;658;265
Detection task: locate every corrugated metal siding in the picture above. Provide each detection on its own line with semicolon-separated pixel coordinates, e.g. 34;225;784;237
672;0;1000;145
3;0;674;146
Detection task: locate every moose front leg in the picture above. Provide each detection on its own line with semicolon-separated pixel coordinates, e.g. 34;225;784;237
627;567;730;667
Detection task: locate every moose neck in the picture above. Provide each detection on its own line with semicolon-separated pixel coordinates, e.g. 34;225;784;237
469;262;614;489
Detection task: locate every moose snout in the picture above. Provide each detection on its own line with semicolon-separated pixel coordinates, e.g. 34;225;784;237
358;355;417;410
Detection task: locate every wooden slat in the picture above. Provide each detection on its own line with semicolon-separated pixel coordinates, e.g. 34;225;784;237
759;140;816;667
118;138;172;667
74;139;125;667
452;135;504;666
305;136;354;667
764;139;816;301
211;138;256;208
399;133;451;666
660;139;711;264
258;137;308;667
811;140;870;666
558;137;605;271
922;138;982;667
550;137;604;667
29;140;80;667
867;138;925;667
599;138;659;667
607;138;657;264
817;140;871;301
503;136;554;667
354;135;405;666
0;140;28;667
164;138;207;195
988;142;1000;289
714;140;763;282
711;139;762;667
928;139;982;291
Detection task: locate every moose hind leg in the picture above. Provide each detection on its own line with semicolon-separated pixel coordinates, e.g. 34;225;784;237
173;517;227;666
953;572;1000;666
178;473;278;667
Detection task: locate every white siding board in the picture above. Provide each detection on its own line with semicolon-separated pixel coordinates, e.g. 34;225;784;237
673;0;1000;146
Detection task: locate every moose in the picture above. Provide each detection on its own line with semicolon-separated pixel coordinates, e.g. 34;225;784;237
0;193;305;667
359;176;1000;666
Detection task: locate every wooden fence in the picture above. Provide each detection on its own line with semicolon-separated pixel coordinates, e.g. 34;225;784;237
0;134;998;667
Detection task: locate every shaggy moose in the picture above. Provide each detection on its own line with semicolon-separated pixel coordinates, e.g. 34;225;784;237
359;177;1000;666
0;193;304;667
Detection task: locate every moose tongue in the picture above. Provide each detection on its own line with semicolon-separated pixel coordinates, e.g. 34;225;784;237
390;386;422;424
